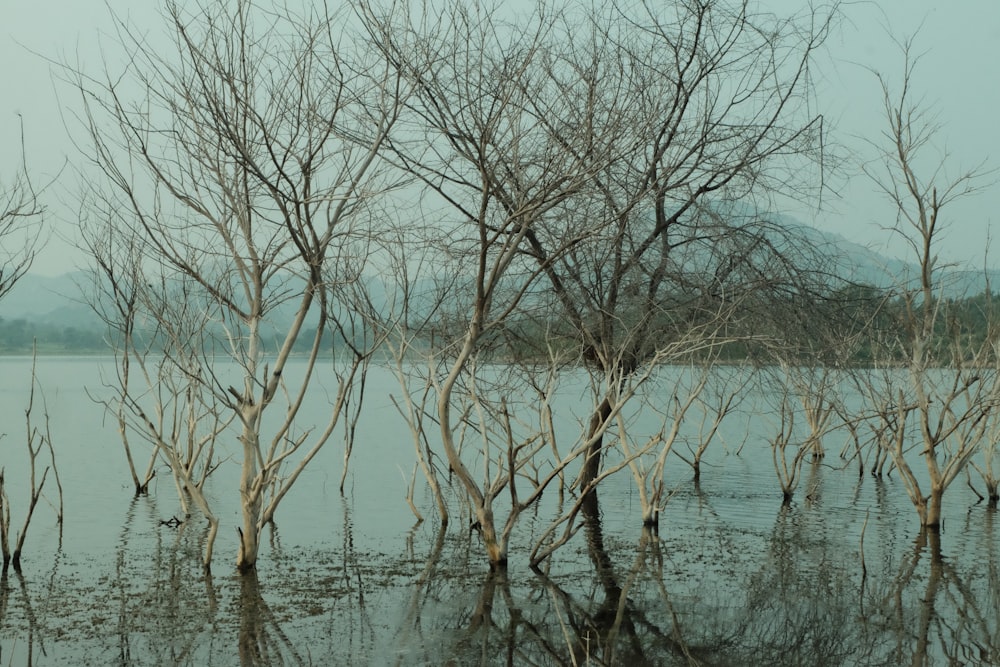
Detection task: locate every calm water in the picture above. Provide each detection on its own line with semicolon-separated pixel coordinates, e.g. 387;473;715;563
0;357;997;665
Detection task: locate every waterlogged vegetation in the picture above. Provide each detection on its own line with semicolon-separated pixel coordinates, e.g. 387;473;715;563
2;0;1000;664
1;359;1000;665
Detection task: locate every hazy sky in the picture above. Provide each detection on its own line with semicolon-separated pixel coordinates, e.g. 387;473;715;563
2;0;998;276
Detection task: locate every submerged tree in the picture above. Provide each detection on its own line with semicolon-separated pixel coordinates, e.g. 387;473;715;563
356;0;848;566
359;0;645;569
619;353;749;525
69;0;403;571
860;37;999;529
0;350;63;573
0;115;57;573
673;360;752;483
79;217;159;497
511;0;843;505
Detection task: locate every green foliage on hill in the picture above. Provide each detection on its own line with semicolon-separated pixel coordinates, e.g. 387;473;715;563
0;317;106;354
2;286;999;364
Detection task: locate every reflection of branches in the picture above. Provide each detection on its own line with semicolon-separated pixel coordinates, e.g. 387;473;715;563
732;504;877;666
583;500;711;665
448;568;586;666
10;572;49;662
335;496;376;655
528;450;635;568
115;498;143;662
0;535;61;663
238;571;307;666
106;494;221;663
535;508;717;665
870;528;1000;665
395;527;447;656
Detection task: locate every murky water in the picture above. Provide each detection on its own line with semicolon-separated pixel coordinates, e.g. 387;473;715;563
0;357;997;665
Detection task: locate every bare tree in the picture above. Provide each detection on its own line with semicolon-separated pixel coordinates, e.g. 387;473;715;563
80;201;234;568
953;287;1000;507
358;0;639;568
512;0;842;500
382;243;456;526
618;351;744;525
356;0;844;567
767;362;843;466
0;107;52;575
0;350;63;572
861;36;999;529
0;115;44;301
79;211;159;496
973;413;1000;509
673;360;752;482
769;393;811;504
68;0;403;571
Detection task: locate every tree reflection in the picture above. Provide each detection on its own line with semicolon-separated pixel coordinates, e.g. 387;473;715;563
395;526;447;657
5;475;1000;664
442;491;727;666
237;569;308;666
109;494;220;664
867;526;1000;665
575;493;659;664
732;502;879;666
0;571;48;663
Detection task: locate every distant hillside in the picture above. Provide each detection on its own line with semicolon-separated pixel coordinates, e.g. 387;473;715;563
0;272;97;325
767;213;1000;296
1;216;998;354
0;272;105;352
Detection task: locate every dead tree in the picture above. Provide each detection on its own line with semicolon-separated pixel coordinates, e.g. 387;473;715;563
860;35;999;530
359;0;636;568
0;350;63;573
79;215;159;496
68;0;403;571
0;113;43;301
508;0;843;500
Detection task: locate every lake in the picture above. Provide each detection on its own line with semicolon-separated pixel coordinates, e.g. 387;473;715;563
0;356;996;665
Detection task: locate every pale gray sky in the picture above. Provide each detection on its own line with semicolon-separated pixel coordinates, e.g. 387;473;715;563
2;0;998;276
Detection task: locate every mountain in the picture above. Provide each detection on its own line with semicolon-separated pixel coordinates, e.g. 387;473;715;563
769;213;1000;297
2;218;998;346
0;271;100;328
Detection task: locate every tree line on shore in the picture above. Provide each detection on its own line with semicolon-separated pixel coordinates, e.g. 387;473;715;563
5;284;998;369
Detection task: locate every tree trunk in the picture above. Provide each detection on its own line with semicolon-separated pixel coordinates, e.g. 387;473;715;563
237;433;261;573
581;396;613;494
923;485;944;529
477;506;507;570
911;527;943;667
581;490;621;597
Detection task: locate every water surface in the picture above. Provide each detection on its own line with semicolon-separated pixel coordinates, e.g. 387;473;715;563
0;357;996;665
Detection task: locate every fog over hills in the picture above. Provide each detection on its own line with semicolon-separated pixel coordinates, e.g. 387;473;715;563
1;221;998;331
0;271;98;326
779;216;1000;296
